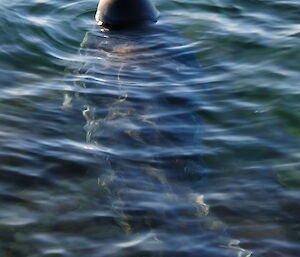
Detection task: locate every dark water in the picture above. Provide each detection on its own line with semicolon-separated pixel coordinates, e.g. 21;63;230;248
1;0;300;256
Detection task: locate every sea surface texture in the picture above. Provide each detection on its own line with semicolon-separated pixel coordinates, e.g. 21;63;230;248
0;0;300;256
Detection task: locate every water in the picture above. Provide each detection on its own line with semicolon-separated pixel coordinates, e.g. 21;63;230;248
0;0;300;256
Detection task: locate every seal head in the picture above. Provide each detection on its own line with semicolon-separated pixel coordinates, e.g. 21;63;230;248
96;0;159;29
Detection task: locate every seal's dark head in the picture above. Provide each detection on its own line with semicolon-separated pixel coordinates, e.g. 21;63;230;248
96;0;159;29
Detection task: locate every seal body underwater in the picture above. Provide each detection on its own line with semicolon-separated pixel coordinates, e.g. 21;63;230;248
69;0;253;256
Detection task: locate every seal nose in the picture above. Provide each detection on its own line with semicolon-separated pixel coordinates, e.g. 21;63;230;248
95;0;159;29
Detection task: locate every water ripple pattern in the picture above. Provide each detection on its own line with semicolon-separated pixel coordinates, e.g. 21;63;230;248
0;0;300;257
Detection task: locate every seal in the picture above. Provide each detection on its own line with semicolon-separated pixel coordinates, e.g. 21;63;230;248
67;1;252;256
95;0;159;29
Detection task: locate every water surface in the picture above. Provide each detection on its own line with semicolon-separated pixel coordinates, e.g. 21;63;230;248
0;0;300;256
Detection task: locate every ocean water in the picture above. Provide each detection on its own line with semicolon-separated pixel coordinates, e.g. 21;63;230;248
0;0;300;256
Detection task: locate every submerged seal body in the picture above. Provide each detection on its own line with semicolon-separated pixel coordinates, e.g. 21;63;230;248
76;23;205;189
68;1;252;256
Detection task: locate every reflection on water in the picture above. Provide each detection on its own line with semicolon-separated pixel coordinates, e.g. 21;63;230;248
0;0;300;256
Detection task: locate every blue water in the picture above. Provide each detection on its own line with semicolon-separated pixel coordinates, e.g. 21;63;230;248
1;0;300;256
